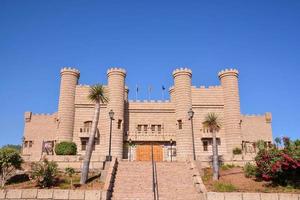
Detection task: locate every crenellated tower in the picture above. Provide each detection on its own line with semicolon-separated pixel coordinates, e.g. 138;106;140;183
218;69;242;155
173;68;194;161
57;67;80;142
107;67;126;158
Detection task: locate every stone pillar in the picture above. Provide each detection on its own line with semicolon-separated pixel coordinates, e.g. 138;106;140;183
173;68;193;161
57;67;80;142
218;69;242;155
107;68;126;158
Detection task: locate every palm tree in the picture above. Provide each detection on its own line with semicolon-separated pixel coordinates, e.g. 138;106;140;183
203;112;221;181
80;84;108;184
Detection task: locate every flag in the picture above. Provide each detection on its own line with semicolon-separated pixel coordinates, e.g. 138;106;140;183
162;85;165;90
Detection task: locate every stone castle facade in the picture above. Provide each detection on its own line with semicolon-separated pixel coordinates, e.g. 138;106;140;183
22;67;273;164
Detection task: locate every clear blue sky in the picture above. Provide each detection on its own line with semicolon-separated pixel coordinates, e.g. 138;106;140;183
0;0;299;146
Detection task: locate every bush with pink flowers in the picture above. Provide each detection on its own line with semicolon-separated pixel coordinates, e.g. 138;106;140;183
254;137;300;187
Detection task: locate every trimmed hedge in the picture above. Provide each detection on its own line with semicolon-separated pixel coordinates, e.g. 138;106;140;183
55;142;77;155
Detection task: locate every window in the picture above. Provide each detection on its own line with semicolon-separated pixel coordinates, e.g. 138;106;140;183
118;120;122;129
177;120;182;129
82;121;92;133
202;138;221;151
203;141;208;151
81;138;96;151
151;125;155;132
157;125;162;133
24;141;28;148
143;125;148;132
29;141;33;148
137;125;142;132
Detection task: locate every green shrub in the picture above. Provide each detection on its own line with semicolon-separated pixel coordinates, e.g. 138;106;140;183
232;147;242;155
213;182;237;192
0;147;23;187
55;142;77;155
65;167;75;188
31;159;58;188
220;164;236;170
255;137;300;186
244;162;257;178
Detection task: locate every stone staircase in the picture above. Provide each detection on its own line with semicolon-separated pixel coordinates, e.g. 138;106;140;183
111;161;203;200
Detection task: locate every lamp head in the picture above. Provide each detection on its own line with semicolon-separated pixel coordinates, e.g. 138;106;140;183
188;108;194;119
109;109;115;119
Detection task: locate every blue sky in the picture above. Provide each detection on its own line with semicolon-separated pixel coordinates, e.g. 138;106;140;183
0;0;299;146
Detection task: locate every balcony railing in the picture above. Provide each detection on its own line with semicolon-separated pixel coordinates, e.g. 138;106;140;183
126;130;175;141
78;127;99;138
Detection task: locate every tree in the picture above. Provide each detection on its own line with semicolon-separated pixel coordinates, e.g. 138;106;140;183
0;147;23;187
80;84;108;184
274;137;282;148
203;112;221;180
1;145;21;153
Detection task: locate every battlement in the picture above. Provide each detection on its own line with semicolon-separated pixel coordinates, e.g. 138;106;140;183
107;67;126;77
218;68;239;79
172;67;192;77
32;113;54;116
242;112;272;123
77;84;90;87
128;100;170;103
192;85;222;89
60;67;80;77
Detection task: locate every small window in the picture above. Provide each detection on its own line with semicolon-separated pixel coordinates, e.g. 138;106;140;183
143;125;148;132
203;141;208;151
118;120;122;129
178;120;182;130
151;125;155;132
81;138;96;151
157;125;162;132
137;125;142;132
29;141;33;148
24;141;28;148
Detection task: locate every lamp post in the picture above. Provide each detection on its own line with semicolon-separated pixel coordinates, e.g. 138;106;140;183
107;109;114;161
170;139;173;162
129;138;132;162
188;108;196;160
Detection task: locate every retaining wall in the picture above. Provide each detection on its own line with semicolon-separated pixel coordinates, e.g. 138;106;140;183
206;192;300;200
0;189;105;200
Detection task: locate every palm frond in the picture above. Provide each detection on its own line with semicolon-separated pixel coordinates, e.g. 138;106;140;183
88;84;109;103
203;112;221;132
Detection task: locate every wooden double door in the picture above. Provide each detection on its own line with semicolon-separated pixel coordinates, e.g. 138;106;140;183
136;144;163;161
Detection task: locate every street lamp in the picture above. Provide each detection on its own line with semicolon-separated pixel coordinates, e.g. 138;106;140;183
129;138;132;162
170;139;173;162
188;108;196;160
107;109;114;161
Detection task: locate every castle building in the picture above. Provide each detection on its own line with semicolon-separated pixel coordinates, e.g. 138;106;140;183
22;67;273;164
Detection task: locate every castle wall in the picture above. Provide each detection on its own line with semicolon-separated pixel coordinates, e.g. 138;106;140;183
191;86;224;106
241;113;273;142
191;107;227;160
23;112;57;161
125;101;176;141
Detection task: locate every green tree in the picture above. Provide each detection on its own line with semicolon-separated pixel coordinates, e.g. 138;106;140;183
80;84;108;184
1;145;21;153
274;137;281;148
203;112;221;181
0;147;23;187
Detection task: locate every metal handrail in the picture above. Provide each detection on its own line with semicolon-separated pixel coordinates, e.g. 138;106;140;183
151;144;159;200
